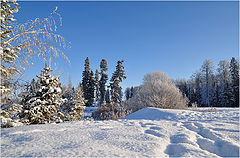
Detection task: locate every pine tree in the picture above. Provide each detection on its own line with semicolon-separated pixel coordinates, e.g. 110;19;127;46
82;57;90;105
95;69;100;105
109;60;126;103
20;59;67;124
99;59;108;105
1;0;20;97
229;57;239;106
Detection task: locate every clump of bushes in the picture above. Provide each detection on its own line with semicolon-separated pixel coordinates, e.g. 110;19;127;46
92;102;131;120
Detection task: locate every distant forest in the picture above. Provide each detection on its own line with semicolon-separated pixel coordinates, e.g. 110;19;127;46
126;57;239;107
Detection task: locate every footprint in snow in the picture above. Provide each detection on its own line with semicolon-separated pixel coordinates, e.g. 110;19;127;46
144;129;165;138
149;126;162;130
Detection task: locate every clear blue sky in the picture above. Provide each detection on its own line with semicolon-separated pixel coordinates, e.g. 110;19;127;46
16;1;238;90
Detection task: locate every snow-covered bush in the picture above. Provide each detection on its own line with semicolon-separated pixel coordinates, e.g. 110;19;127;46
0;103;23;128
63;84;86;121
126;71;188;112
92;102;130;120
19;61;67;124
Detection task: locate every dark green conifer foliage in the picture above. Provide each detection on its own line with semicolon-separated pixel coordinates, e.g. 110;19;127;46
82;57;90;106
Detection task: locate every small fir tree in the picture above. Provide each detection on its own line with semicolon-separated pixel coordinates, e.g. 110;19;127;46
65;84;86;121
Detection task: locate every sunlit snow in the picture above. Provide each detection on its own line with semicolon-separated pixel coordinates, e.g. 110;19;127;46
1;107;239;157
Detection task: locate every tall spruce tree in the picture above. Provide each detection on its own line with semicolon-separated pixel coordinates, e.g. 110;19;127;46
82;57;90;106
109;60;126;103
95;69;100;105
230;57;239;106
99;59;108;105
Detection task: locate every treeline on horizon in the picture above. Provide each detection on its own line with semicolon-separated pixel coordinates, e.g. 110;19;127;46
125;57;239;107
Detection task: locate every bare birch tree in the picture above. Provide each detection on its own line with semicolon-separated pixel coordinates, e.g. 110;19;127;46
1;0;69;98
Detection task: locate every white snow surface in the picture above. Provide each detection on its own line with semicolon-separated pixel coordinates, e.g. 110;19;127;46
1;107;239;157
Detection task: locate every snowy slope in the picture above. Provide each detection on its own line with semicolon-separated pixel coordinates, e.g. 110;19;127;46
1;107;239;157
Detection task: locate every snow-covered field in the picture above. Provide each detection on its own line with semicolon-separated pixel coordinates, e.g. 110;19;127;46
1;107;239;157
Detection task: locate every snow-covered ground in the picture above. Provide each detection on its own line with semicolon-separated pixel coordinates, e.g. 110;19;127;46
1;107;239;157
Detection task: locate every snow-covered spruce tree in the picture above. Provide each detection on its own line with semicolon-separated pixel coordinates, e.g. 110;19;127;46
0;103;23;128
109;60;126;104
94;69;100;105
20;59;67;124
126;71;188;112
99;59;108;105
229;57;239;107
64;83;86;121
82;57;91;106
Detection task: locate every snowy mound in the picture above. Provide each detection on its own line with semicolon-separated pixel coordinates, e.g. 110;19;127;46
124;107;183;120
